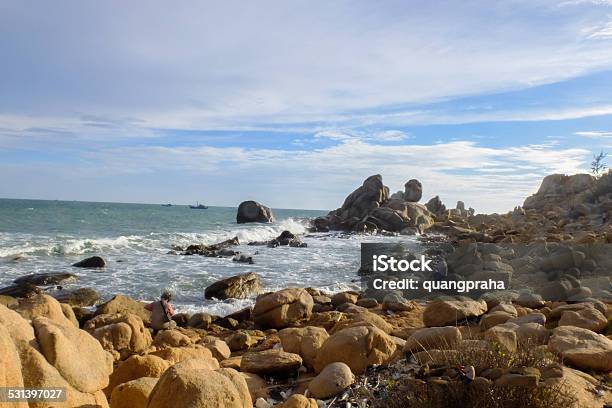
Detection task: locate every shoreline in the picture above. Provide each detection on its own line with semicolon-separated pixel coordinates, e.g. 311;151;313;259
1;172;611;407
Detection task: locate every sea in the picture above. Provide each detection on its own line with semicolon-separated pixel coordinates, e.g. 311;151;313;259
0;199;420;316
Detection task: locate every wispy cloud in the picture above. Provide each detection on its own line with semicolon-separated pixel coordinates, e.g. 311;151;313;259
575;130;612;137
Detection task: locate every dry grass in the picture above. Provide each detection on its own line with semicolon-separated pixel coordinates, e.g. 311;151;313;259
360;340;576;408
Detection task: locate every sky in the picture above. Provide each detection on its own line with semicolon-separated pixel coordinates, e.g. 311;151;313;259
1;0;612;213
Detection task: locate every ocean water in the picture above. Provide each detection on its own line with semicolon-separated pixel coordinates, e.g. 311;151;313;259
0;199;420;316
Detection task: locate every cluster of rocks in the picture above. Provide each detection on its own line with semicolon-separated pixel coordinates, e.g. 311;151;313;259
0;272;611;408
312;174;438;234
432;172;612;245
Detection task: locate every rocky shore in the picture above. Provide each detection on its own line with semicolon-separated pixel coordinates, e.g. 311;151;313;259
1;171;611;408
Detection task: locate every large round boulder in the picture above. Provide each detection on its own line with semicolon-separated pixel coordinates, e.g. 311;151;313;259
147;363;251;408
205;272;262;300
110;376;157;408
549;326;612;371
314;325;396;374
236;201;274;224
404;179;423;202
252;288;313;329
423;300;487;327
277;326;329;369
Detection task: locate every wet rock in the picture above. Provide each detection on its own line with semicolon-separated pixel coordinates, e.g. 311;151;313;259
241;349;302;376
266;230;307;248
52;287;100;307
73;256;106;268
172;312;191;327
0;282;42;298
252;288;313;329
14;272;78;286
205;272;263;300
233;254;254;264
182;236;240;256
237;200;274;224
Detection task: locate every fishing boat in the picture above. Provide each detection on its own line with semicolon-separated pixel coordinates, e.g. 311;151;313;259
189;202;208;209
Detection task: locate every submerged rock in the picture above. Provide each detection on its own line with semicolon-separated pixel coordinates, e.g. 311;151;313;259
73;256;106;268
14;272;78;286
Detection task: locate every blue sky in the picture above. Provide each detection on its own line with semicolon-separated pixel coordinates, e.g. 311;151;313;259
1;0;612;212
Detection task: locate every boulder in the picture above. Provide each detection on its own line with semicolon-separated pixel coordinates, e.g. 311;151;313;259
480;311;513;330
13;294;73;325
152;329;192;348
205;272;262;300
276;394;318;408
367;206;409;231
331;291;359;307
404;179;423;202
147;363;251;408
242;372;268;401
187;312;212;329
331;311;394;334
549;326;612;371
109;376;157;408
0;283;41;298
52;287;101;307
425;196;446;217
484;323;518;352
278;326;329;369
404;326;462;353
558;307;608;333
236;201;274;224
252;288;313;329
32;316;113;393
382;293;416;312
514;292;545;309
264;230;306;248
14;272;78;286
105;354;171;397
73;255;106;268
150;345;219;366
339;174;388;220
95;295;151;326
314;326;396;374
423;300;487;327
85;313;152;360
226;331;257;351
523;174;595;210
240;349;302;376
200;337;231;361
308;362;355;399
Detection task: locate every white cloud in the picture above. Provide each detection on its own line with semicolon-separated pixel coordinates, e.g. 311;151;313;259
575;130;612;137
372;130;411;141
21;139;582;213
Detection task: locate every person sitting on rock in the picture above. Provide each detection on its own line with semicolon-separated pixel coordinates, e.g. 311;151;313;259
145;290;176;331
